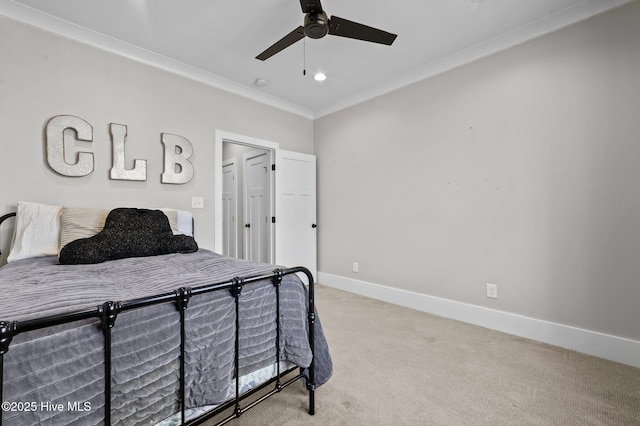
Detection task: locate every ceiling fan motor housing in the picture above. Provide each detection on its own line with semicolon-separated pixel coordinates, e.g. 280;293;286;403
304;12;329;38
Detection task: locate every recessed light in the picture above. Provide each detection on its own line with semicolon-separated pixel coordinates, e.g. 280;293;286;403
254;78;268;87
313;72;327;82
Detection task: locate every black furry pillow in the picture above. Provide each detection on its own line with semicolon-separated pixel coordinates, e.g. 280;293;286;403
59;208;198;265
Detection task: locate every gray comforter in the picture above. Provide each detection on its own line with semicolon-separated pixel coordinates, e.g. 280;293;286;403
0;250;332;425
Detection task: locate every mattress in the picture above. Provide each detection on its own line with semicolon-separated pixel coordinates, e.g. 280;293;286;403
156;361;295;425
0;250;332;425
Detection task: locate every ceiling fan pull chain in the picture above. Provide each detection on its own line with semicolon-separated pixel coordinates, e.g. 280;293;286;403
303;38;307;76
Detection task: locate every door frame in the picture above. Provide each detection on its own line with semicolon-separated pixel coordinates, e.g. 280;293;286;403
214;130;278;259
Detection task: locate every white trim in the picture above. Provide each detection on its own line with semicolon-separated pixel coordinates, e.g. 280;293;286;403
214;130;278;255
0;1;313;119
313;0;634;118
1;0;631;119
318;272;640;369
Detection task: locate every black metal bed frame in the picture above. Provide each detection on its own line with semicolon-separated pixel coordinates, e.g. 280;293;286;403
0;212;316;425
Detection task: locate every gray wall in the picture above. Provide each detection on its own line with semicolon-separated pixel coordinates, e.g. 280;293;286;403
2;3;639;344
0;17;313;261
315;2;640;341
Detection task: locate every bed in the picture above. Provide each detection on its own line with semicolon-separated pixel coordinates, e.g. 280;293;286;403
0;202;332;425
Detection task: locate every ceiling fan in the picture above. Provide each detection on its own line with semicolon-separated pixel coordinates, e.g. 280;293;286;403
256;0;397;61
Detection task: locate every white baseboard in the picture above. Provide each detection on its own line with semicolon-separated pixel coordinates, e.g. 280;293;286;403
318;272;640;369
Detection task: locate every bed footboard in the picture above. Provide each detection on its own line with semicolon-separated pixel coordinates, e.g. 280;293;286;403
0;266;317;425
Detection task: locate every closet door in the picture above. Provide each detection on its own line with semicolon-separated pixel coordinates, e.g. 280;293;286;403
244;150;271;263
221;160;237;258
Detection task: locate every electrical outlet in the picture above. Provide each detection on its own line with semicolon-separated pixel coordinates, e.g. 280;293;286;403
191;197;204;209
486;283;498;299
352;262;359;273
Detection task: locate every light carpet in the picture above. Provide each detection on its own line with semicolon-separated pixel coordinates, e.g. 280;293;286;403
205;284;640;425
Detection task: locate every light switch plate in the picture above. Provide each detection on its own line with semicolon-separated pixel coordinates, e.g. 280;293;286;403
192;197;204;209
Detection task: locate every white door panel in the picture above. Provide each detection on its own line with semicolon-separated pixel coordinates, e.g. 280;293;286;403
275;150;317;282
222;161;237;257
244;150;271;263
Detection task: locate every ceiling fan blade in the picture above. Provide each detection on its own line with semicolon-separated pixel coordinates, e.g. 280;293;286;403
300;0;323;14
256;26;306;61
329;15;397;45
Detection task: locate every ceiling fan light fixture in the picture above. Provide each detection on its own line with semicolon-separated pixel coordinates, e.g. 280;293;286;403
313;72;327;82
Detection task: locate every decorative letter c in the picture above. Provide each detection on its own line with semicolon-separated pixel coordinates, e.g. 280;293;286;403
46;115;94;177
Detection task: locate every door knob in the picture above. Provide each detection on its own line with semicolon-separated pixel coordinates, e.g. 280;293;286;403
311;224;317;228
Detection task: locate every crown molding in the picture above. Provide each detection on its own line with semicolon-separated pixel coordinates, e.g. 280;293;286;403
0;0;314;119
314;0;634;118
1;0;632;120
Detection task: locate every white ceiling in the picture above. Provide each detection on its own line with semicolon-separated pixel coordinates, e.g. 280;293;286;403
0;0;631;118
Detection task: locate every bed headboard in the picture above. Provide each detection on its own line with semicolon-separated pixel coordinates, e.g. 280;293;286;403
0;212;16;264
0;212;15;226
0;206;195;266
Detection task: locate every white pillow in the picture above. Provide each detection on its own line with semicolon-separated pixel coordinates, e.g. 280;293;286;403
160;208;193;237
161;209;179;235
176;210;194;237
7;202;62;263
58;207;109;252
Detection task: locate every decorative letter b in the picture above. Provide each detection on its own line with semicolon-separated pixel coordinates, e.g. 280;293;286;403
161;133;194;184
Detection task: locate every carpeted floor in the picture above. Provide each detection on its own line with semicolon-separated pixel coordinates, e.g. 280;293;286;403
206;284;640;425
